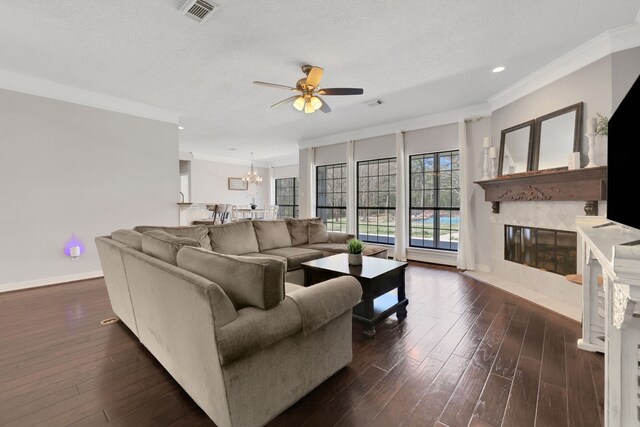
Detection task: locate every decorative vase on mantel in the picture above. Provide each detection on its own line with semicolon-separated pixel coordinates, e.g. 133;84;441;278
250;203;257;210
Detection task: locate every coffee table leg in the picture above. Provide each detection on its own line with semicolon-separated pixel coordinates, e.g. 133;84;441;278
363;325;376;338
397;268;408;320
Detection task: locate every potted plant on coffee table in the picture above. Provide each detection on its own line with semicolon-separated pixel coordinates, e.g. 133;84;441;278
346;238;366;266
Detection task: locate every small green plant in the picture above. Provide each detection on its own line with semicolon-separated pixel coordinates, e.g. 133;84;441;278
596;112;608;136
346;238;366;254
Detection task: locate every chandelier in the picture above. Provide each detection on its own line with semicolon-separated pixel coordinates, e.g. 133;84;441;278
242;152;263;185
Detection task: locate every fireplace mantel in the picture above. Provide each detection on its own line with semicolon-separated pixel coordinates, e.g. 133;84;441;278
474;166;607;215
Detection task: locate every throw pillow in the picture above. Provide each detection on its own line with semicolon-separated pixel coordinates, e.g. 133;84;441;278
285;217;322;246
141;230;200;266
176;246;286;310
308;222;329;244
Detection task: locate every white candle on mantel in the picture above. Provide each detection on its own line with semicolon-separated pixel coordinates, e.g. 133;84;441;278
489;147;497;158
589;117;597;133
483;136;491;148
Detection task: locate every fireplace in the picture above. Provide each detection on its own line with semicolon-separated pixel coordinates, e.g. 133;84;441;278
504;225;577;275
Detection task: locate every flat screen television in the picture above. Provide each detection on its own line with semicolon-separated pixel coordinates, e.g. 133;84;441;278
607;72;640;231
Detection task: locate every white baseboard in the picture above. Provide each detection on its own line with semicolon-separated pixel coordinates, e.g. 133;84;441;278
0;270;103;294
474;264;491;273
463;270;581;322
406;248;457;266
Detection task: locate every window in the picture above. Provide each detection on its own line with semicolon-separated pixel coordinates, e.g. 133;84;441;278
409;150;460;250
357;158;396;244
316;163;347;232
275;177;298;218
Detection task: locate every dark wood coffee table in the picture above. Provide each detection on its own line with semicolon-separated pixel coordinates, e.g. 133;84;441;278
301;253;408;337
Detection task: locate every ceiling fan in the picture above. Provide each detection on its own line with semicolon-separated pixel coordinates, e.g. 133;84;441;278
253;65;364;114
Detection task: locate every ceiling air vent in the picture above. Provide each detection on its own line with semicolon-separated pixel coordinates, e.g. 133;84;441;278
364;99;384;107
181;0;219;23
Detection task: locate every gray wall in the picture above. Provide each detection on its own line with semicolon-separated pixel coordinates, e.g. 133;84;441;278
612;46;640;112
492;55;612;168
0;89;178;287
466;117;493;268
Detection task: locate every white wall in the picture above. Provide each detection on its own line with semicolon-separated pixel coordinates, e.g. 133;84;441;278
190;159;269;207
273;164;298;179
0;89;178;290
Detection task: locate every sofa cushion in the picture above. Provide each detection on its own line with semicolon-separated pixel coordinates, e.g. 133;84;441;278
111;229;143;251
285;217;321;246
133;225;212;251
260;247;323;270
301;243;388;259
252;220;292;251
141;230;201;265
242;252;287;270
207;221;260;255
308;222;329;244
177;247;286;310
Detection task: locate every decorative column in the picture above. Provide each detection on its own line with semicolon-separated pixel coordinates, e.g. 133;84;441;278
481;136;491;180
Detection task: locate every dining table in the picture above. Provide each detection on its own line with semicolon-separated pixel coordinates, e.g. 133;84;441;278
235;206;269;220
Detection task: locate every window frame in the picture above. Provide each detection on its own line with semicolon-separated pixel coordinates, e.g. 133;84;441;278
275;177;298;218
315;163;347;233
356;157;397;245
408;149;460;252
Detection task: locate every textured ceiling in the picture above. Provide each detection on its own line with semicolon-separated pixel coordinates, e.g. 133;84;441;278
0;0;638;162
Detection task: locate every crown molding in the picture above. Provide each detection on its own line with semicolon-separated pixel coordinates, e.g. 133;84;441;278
298;102;491;149
263;153;300;168
190;152;269;168
0;68;179;124
488;22;640;111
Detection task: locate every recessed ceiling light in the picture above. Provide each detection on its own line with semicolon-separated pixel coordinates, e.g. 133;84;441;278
178;126;185;130
492;66;505;73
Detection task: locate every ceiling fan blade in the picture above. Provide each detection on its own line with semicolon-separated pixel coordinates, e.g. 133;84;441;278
316;96;331;113
318;88;364;96
270;95;300;109
305;66;324;89
253;81;299;91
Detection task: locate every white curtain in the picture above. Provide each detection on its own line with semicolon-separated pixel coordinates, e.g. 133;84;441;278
268;166;275;206
346;140;357;235
456;120;476;270
394;131;407;261
306;147;316;218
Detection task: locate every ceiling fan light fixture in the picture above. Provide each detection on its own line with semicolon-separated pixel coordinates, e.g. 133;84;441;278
304;101;315;114
310;96;322;111
293;96;306;111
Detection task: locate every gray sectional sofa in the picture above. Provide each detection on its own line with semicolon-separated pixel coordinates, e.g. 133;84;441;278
95;218;387;427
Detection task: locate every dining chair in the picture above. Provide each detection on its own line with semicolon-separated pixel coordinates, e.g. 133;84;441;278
214;204;229;224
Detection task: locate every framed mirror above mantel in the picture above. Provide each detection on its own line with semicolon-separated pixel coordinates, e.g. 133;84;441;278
498;102;584;176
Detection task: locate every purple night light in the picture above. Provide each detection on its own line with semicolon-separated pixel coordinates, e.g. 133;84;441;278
64;234;86;257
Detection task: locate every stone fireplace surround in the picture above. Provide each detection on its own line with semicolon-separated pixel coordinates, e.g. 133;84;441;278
467;166;608;320
467;200;607;321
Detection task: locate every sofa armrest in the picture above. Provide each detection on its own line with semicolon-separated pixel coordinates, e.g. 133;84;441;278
287;276;362;335
327;232;356;244
216;299;302;366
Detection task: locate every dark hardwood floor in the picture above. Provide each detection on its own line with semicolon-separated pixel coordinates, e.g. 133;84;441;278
0;262;604;427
